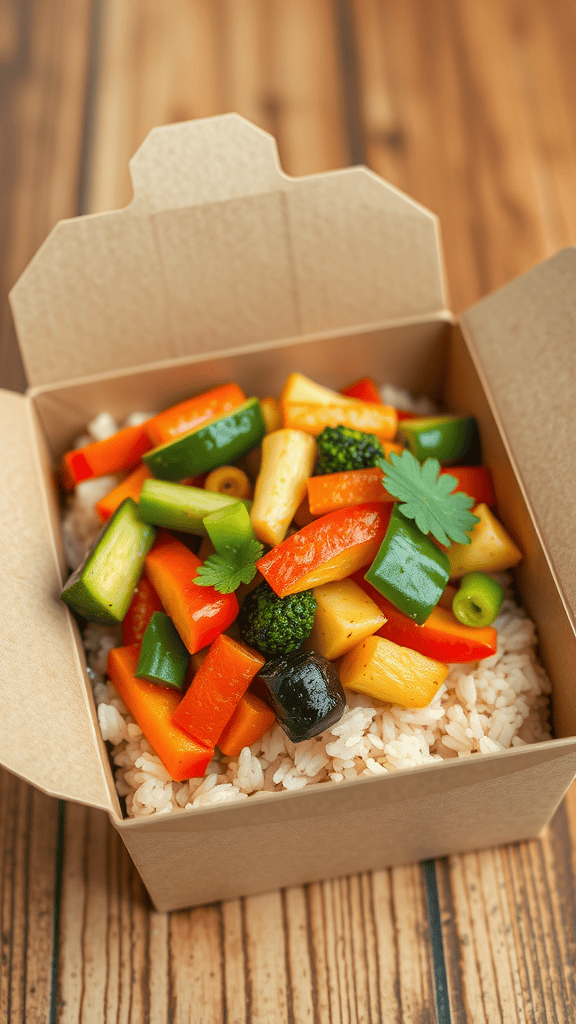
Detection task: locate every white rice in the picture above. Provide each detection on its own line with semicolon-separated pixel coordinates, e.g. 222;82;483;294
63;406;552;819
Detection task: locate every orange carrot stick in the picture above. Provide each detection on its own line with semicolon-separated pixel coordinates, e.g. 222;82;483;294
217;690;276;757
96;463;153;522
107;645;213;781
145;531;238;654
172;634;265;747
307;468;395;516
281;399;398;440
62;424;153;489
146;383;246;446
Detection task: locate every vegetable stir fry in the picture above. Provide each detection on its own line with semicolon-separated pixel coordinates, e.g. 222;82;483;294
60;372;524;783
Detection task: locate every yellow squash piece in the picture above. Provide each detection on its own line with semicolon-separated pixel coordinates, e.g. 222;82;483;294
259;396;283;433
281;372;355;406
339;635;449;708
250;429;317;547
282;400;398;440
448;503;522;578
305;579;386;660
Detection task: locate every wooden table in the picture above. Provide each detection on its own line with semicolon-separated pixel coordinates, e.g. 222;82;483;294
2;1;575;1020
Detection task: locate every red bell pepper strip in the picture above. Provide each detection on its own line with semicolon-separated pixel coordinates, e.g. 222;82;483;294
257;503;391;598
122;576;164;646
145;531;238;654
352;573;497;662
107;645;213;781
61;424;153;489
340;377;382;404
440;466;496;507
172;634;265;747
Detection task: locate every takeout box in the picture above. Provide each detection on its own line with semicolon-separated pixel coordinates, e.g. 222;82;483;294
2;115;576;912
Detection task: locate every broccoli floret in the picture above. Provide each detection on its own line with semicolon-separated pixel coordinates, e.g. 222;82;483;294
238;581;317;656
314;424;385;475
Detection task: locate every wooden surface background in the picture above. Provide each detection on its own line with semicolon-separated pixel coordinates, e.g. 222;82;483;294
1;1;576;1021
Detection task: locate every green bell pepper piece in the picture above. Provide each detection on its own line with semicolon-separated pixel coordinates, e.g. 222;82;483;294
136;612;190;690
138;479;252;534
143;397;266;481
399;415;480;465
61;498;156;625
204;501;256;557
364;505;450;624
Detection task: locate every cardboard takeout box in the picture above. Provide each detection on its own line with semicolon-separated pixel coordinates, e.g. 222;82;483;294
2;115;576;912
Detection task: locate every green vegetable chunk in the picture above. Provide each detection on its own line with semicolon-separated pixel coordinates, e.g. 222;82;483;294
136;612;190;690
138;479;251;534
315;424;385;475
61;498;156;625
204;501;255;557
398;415;480;465
238;581;317;656
452;572;504;628
143;398;266;481
364;505;450;624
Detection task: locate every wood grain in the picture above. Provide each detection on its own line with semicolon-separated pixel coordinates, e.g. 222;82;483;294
2;0;576;1021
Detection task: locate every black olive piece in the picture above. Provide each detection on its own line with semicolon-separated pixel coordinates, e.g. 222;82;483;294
256;650;346;743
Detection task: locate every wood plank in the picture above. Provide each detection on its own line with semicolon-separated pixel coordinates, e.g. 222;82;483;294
0;0;94;390
437;785;576;1023
88;0;349;214
0;771;59;1024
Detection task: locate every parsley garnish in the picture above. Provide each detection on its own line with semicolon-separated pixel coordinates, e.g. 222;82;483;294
194;538;264;594
379;450;480;546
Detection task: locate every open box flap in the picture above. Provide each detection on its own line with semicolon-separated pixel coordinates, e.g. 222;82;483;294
9;114;448;387
460;247;576;629
0;389;120;815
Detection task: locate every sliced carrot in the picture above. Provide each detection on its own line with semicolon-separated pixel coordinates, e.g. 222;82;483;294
282;400;398;440
217;690;276;757
107;645;213;781
307;468;395;516
172;634;265;747
145;531;238;654
61;424;153;489
257;503;391;598
146;383;246;446
96;463;153;522
340;377;382;403
122;577;164;646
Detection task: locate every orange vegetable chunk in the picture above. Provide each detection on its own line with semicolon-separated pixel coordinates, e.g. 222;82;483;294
217;690;276;757
96;463;153;522
62;424;153;488
145;531;238;654
282;399;398;440
172;634;265;747
107;645;213;781
146;383;246;445
257;502;391;597
307;467;395;516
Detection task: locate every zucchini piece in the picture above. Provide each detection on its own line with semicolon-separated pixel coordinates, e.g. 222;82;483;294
138;479;251;533
61;498;156;625
136;612;190;690
143;398;266;481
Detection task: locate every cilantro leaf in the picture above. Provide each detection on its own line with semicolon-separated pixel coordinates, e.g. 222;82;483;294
378;450;480;546
194;538;264;594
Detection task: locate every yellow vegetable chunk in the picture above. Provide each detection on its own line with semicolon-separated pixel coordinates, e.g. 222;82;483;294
339;635;449;708
448;502;522;578
259;396;282;433
305;579;386;660
250;429;317;547
281;372;356;406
